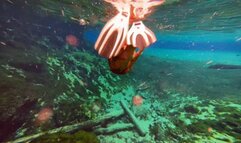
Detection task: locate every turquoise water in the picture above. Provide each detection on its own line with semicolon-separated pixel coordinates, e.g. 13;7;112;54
0;0;240;143
145;48;241;65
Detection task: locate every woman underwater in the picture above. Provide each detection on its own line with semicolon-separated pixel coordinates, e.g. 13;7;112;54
95;0;165;74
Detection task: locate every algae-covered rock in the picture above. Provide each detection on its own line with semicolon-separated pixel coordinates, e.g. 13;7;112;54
184;105;199;114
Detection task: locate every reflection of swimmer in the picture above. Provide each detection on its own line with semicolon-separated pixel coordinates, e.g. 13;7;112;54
95;0;130;58
108;45;143;74
95;0;165;74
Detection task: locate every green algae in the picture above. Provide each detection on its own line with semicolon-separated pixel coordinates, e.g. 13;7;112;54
187;120;212;135
146;89;241;142
179;100;241;142
44;48;128;124
212;114;241;139
30;130;100;143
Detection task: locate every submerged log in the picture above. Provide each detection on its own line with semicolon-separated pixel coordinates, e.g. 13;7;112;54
208;64;241;70
120;100;146;136
10;110;124;143
10;100;146;143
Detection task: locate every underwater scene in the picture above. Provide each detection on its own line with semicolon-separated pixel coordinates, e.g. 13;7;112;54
0;0;240;142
